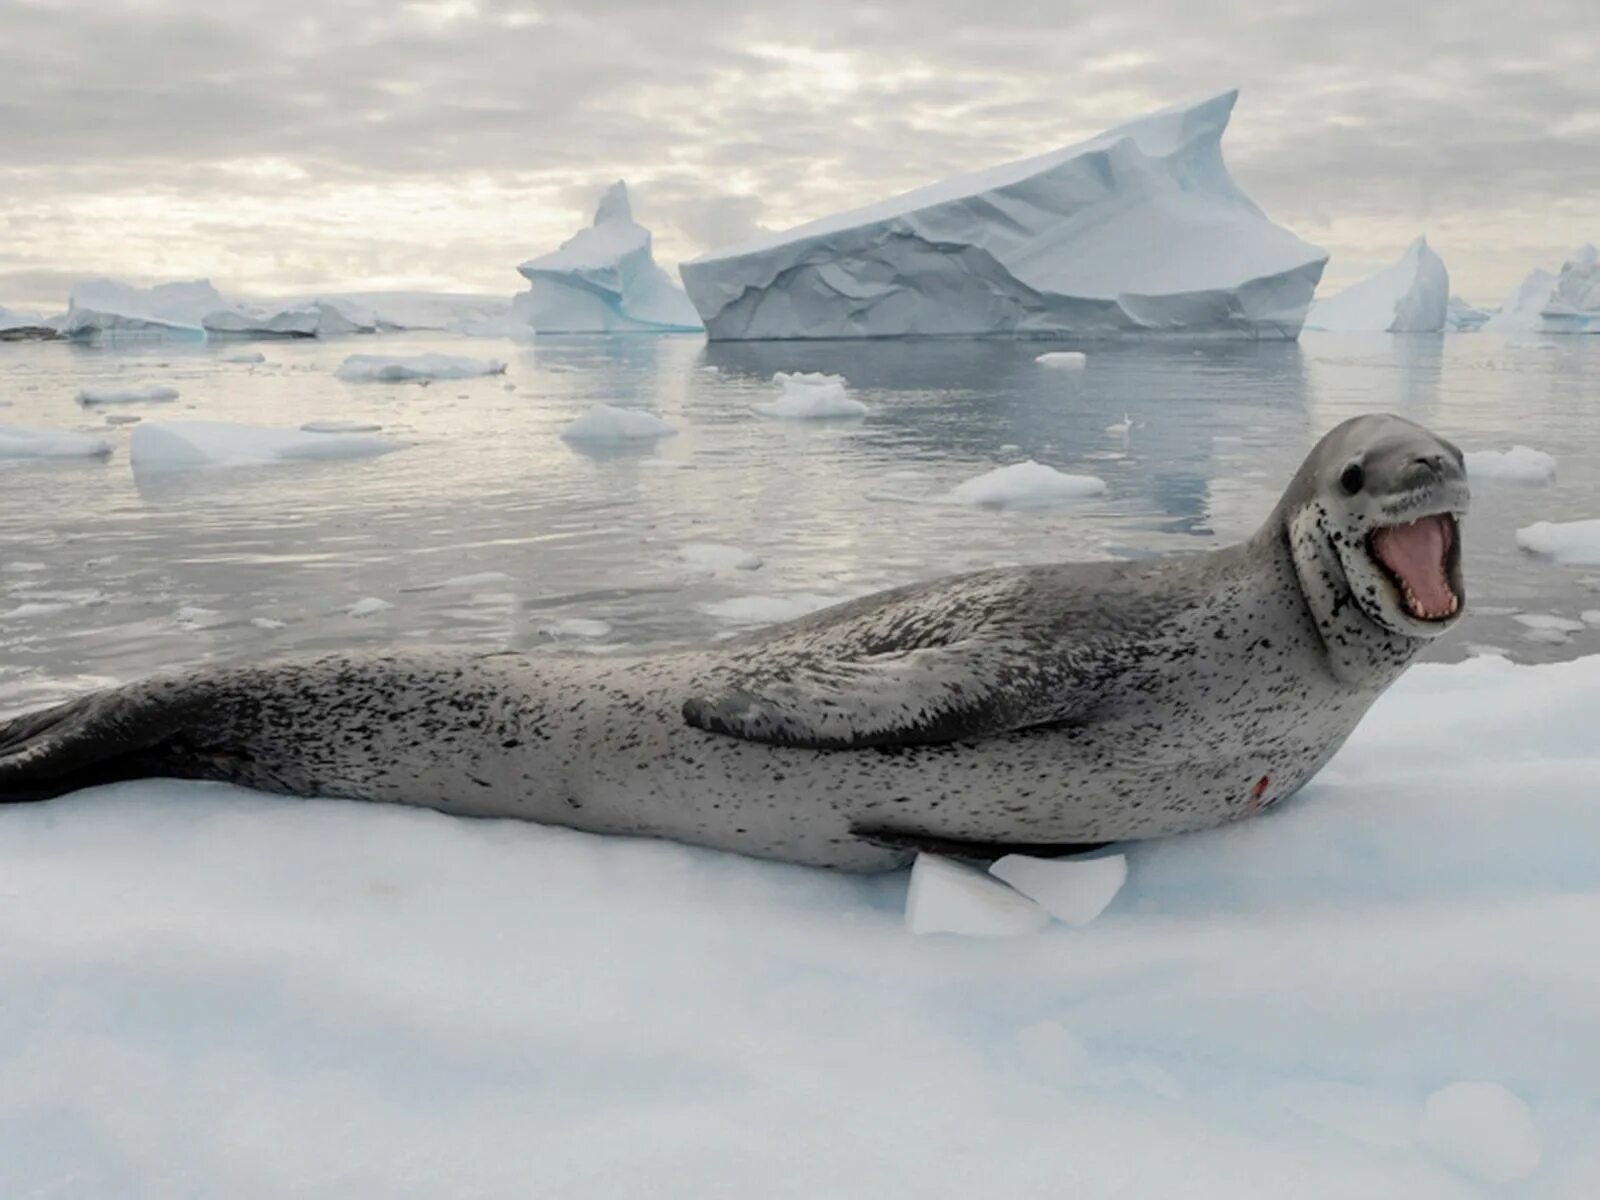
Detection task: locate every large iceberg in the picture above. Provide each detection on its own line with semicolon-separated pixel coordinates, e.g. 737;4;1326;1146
1303;236;1449;332
511;182;702;334
58;278;225;337
679;92;1326;341
1540;243;1599;334
1483;267;1559;332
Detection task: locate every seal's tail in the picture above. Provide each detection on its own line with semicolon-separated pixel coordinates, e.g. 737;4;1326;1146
0;687;201;801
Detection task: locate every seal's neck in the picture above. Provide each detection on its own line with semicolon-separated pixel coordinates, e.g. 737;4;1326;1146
1259;505;1426;690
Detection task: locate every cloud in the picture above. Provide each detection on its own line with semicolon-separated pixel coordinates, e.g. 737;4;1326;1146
0;0;1595;306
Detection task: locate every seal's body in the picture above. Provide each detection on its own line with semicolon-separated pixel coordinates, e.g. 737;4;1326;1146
0;415;1469;869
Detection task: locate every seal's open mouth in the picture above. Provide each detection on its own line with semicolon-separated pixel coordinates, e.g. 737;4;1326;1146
1369;514;1459;621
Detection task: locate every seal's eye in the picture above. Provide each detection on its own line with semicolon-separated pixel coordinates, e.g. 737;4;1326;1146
1339;463;1365;495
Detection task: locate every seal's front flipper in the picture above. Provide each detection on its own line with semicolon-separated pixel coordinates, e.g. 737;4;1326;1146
0;686;202;801
851;824;1109;865
682;638;1100;750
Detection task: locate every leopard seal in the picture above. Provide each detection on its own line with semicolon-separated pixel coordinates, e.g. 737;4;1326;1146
0;413;1468;870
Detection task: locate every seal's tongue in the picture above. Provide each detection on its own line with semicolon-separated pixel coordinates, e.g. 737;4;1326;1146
1372;514;1456;619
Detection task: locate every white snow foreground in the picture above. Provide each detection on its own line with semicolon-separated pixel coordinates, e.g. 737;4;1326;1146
512;181;702;334
129;421;403;469
3;652;1597;1194
1304;236;1450;333
681;91;1326;341
336;354;507;382
0;424;113;459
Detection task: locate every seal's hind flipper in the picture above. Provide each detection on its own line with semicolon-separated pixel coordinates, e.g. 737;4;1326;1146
851;823;1108;865
0;689;196;802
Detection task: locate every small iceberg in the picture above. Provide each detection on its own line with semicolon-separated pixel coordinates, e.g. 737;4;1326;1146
678;543;763;573
561;404;677;443
1463;446;1556;483
1036;351;1087;368
336;354;507;382
1515;519;1600;565
512;181;702;334
943;461;1107;508
75;384;179;406
751;372;867;419
130;421;404;469
346;597;393;618
1304;236;1450;333
0;424;114;460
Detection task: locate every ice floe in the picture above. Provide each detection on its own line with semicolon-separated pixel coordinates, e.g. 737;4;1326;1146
0;424;114;459
560;404;677;443
750;372;867;419
75;384;179;406
335;354;507;383
1035;351;1087;368
1462;446;1555;483
129;421;403;469
943;461;1107;507
1515;518;1600;565
678;543;763;573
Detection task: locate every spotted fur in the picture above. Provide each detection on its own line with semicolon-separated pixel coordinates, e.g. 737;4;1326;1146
0;414;1469;870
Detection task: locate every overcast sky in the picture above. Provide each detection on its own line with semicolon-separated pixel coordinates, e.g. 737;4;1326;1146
1;0;1596;311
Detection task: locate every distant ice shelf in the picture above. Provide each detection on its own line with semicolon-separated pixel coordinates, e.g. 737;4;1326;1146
680;91;1326;341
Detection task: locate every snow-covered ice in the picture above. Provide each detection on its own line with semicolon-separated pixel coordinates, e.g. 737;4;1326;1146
1304;236;1449;333
1462;446;1556;483
905;854;1050;936
6;653;1600;1194
1420;1082;1541;1183
336;354;507;382
301;420;384;434
678;543;763;572
0;424;114;460
681;91;1327;340
129;421;403;469
989;853;1128;926
345;597;392;618
943;460;1107;507
512;181;702;334
1035;351;1087;368
1516;518;1600;565
560;404;677;443
75;384;179;406
58;278;225;337
750;372;868;419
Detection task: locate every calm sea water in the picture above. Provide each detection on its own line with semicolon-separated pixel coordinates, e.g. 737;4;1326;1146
2;330;1596;715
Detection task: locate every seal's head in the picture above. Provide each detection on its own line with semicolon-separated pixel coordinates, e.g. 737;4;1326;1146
1278;414;1470;643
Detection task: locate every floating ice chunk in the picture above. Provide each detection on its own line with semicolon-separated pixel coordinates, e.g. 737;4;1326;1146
173;605;221;627
682;92;1326;340
541;617;612;639
1514;613;1586;634
561;404;677;443
75;384;179;406
1304;236;1449;332
250;617;287;630
1515;519;1600;565
751;372;867;420
943;461;1107;508
222;351;267;364
300;420;384;434
700;592;848;624
1444;295;1491;332
1035;351;1087;368
1420;1082;1541;1183
104;414;141;426
512;181;702;334
989;853;1128;926
0;424;114;459
346;597;392;618
1583;611;1600;626
1463;446;1555;483
436;572;512;589
906;854;1050;937
1105;414;1136;436
130;421;403;470
679;543;763;572
1521;628;1571;646
335;354;507;382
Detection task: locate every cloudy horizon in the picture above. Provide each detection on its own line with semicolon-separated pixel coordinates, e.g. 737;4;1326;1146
1;0;1596;314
